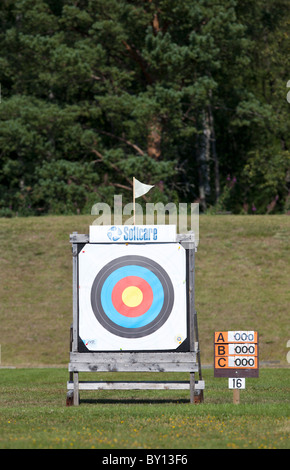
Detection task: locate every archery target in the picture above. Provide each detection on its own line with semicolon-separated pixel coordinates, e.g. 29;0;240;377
78;243;187;351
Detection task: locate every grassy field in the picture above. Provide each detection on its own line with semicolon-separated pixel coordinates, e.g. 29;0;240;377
0;367;289;449
0;214;289;450
0;214;289;366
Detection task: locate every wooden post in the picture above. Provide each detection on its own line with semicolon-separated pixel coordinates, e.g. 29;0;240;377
188;242;196;404
72;236;79;353
233;388;240;404
73;372;79;406
190;373;195;404
194;311;204;403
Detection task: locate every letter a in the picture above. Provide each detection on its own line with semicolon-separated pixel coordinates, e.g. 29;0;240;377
216;333;225;342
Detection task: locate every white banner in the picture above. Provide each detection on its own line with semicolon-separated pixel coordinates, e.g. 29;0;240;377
90;225;177;243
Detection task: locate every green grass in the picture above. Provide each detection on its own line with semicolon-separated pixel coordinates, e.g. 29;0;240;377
0;214;289;366
0;368;289;449
0;215;289;449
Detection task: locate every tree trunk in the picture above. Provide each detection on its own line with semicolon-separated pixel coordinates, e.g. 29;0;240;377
196;110;211;211
208;104;220;202
147;116;162;159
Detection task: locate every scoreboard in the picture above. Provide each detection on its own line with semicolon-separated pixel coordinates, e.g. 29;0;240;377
214;331;259;378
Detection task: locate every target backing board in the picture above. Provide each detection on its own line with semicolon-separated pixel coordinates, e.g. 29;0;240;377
78;243;188;352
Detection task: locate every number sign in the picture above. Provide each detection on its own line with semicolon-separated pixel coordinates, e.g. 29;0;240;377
228;378;246;389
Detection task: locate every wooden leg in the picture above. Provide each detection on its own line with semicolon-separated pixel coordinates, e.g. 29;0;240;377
73;372;79;406
66;390;74;406
190;373;195;404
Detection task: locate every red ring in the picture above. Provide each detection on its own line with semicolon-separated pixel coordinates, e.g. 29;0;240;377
111;276;153;317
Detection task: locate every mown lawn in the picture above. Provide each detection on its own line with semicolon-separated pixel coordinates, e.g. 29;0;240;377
0;215;289;450
0;367;289;449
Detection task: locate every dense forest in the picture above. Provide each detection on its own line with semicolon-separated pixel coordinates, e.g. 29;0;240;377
0;0;289;216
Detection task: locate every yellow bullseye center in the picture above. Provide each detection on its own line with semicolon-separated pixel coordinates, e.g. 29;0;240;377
122;286;143;308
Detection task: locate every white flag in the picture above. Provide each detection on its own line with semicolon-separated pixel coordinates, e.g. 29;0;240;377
134;177;154;199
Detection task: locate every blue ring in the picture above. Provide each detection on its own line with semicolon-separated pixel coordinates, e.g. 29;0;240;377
100;265;164;328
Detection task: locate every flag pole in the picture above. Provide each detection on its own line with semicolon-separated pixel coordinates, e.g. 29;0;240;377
133;177;135;225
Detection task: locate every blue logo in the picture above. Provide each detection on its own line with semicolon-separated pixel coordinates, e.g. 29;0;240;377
107;226;123;241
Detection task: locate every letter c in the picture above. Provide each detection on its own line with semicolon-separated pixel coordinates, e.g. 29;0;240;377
218;357;226;368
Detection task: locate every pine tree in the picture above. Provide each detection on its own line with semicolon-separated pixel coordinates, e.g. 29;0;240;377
0;0;289;215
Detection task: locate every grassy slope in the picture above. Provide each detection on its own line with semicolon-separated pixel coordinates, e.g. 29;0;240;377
0;214;289;366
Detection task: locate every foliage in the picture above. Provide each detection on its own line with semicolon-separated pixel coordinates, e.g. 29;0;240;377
0;0;289;215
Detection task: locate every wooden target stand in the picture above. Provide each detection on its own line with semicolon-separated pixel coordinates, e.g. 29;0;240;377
67;229;204;406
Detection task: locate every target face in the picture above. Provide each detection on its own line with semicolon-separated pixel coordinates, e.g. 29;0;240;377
91;256;174;338
78;244;187;351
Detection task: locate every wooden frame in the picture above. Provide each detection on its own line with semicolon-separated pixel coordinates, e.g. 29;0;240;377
67;232;204;405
